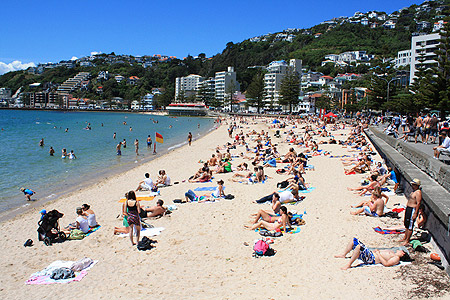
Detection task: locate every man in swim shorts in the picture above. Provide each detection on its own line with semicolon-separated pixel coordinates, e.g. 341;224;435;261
335;238;410;270
401;179;422;245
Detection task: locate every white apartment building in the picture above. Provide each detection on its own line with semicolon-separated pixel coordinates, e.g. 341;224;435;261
410;33;441;83
175;74;205;100
395;50;412;68
215;67;237;105
264;59;302;107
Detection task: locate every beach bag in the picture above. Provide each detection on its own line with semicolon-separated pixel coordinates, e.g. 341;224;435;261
137;236;154;251
253;240;269;256
68;229;86;240
277;181;289;189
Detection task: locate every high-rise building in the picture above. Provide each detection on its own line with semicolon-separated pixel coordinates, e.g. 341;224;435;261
410;33;441;83
175;74;205;100
215;67;238;105
264;59;302;107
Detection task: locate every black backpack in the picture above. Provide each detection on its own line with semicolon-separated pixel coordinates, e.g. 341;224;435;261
137;237;156;251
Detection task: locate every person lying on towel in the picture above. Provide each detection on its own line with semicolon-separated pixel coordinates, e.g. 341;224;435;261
335;238;412;270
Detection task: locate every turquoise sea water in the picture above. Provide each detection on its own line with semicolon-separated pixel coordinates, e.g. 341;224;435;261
0;110;216;212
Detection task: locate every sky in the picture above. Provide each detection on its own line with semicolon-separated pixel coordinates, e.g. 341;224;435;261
0;0;420;74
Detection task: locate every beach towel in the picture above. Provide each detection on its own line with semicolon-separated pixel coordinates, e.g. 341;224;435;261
119;196;155;203
26;260;98;285
298;187;315;194
373;226;405;234
118;227;165;238
85;225;101;237
194;187;217;191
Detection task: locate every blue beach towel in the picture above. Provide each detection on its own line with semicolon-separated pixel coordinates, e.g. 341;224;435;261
85;225;101;237
194;187;216;191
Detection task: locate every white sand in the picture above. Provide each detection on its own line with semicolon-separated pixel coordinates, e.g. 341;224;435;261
0;118;447;299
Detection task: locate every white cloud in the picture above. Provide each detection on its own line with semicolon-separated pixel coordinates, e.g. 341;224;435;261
0;60;36;75
90;51;101;56
70;56;78;61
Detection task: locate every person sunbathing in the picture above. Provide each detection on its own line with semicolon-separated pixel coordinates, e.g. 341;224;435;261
246;206;291;233
139;199;166;218
351;188;385;217
189;170;212;183
334;238;412;270
155;170;171;187
347;174;380;196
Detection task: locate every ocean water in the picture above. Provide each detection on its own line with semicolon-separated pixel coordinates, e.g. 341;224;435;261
0;110;216;213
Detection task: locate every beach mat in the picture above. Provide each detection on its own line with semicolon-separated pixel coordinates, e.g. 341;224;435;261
119;196;155;203
373;226;405;234
85;225;101;236
299;187;315;194
26;260;98;285
194;187;216;191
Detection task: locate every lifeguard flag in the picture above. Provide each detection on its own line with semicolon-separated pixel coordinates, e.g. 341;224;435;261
155;132;164;144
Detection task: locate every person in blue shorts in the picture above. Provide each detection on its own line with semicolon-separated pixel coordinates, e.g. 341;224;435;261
335;238;411;270
20;187;35;201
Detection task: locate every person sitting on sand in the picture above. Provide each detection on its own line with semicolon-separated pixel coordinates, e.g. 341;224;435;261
136;173;156;192
347;174;380;196
211;180;226;198
63;207;90;235
81;204;98;228
156;170;171;187
208;154;218;166
245;206;291;233
189;169;212;183
350;187;385;217
139;199;166;218
334;237;412;270
216;158;232;173
236;162;248;171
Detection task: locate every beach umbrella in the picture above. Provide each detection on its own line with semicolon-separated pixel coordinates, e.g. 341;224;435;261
324;112;337;118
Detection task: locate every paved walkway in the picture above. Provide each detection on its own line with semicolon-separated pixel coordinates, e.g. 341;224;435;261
375;124;450;164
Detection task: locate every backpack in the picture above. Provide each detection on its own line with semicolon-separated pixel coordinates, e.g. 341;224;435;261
253;240;269;256
137;236;155;251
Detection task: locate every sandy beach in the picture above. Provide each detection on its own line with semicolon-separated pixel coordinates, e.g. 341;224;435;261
0;117;448;300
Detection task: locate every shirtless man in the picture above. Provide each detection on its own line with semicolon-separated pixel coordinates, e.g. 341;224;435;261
139;200;166;218
208;154;218;166
347;174;380;196
116;141;122;156
350;191;385;217
335;238;410;270
414;114;424;143
401;179;423;245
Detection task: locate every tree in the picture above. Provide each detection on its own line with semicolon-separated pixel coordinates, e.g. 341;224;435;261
224;80;237;111
245;72;266;113
279;70;300;113
196;83;214;106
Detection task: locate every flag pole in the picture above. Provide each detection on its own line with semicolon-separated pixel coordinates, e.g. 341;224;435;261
153;133;157;154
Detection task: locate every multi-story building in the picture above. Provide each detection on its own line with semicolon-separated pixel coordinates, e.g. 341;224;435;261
395;50;412;68
215;67;237;105
410;33;441;83
175;74;205;100
264;59;302;108
30;92;61;108
0;88;12;101
56;72;91;95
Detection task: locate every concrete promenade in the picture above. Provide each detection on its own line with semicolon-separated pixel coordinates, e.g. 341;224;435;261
366;125;450;272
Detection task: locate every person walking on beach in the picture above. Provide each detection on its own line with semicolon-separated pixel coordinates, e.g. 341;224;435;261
147;135;152;148
39;138;44;147
20;187;36;201
188;132;192;146
401;179;423;246
49;147;55;156
117;142;122;156
122;191;141;246
134;139;139;155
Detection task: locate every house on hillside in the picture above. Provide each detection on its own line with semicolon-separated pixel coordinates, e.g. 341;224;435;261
417;21;431;31
319;75;334;86
361;18;369;26
97;71;109;81
383;20;396;29
433;20;447;32
115;75;125;83
127;76;140;85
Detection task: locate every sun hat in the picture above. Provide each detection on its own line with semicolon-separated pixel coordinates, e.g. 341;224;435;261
20;187;25;192
410;178;421;186
39;209;46;215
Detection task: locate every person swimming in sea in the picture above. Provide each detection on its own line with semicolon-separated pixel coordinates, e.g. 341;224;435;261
62;148;67;159
69;150;77;159
39;138;44;147
49;146;55;156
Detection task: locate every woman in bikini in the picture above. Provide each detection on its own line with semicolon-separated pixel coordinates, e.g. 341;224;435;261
246;206;291;233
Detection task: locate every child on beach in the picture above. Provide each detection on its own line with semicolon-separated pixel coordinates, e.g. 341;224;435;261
20;187;35;201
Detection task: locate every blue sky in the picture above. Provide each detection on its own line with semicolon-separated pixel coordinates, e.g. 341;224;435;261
0;0;419;72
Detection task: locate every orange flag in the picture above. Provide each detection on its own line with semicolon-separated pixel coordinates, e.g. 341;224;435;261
155;132;163;144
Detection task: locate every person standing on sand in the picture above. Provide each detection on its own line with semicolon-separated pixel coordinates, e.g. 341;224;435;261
147;135;152;148
117;141;122;156
122;191;141;246
49;147;55;156
134;139;139;155
401;179;423;246
188;132;192;146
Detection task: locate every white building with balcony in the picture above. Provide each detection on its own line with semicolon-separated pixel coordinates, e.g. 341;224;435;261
410;33;441;83
264;59;302;108
215;67;237;105
175;74;204;100
395;50;412;68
